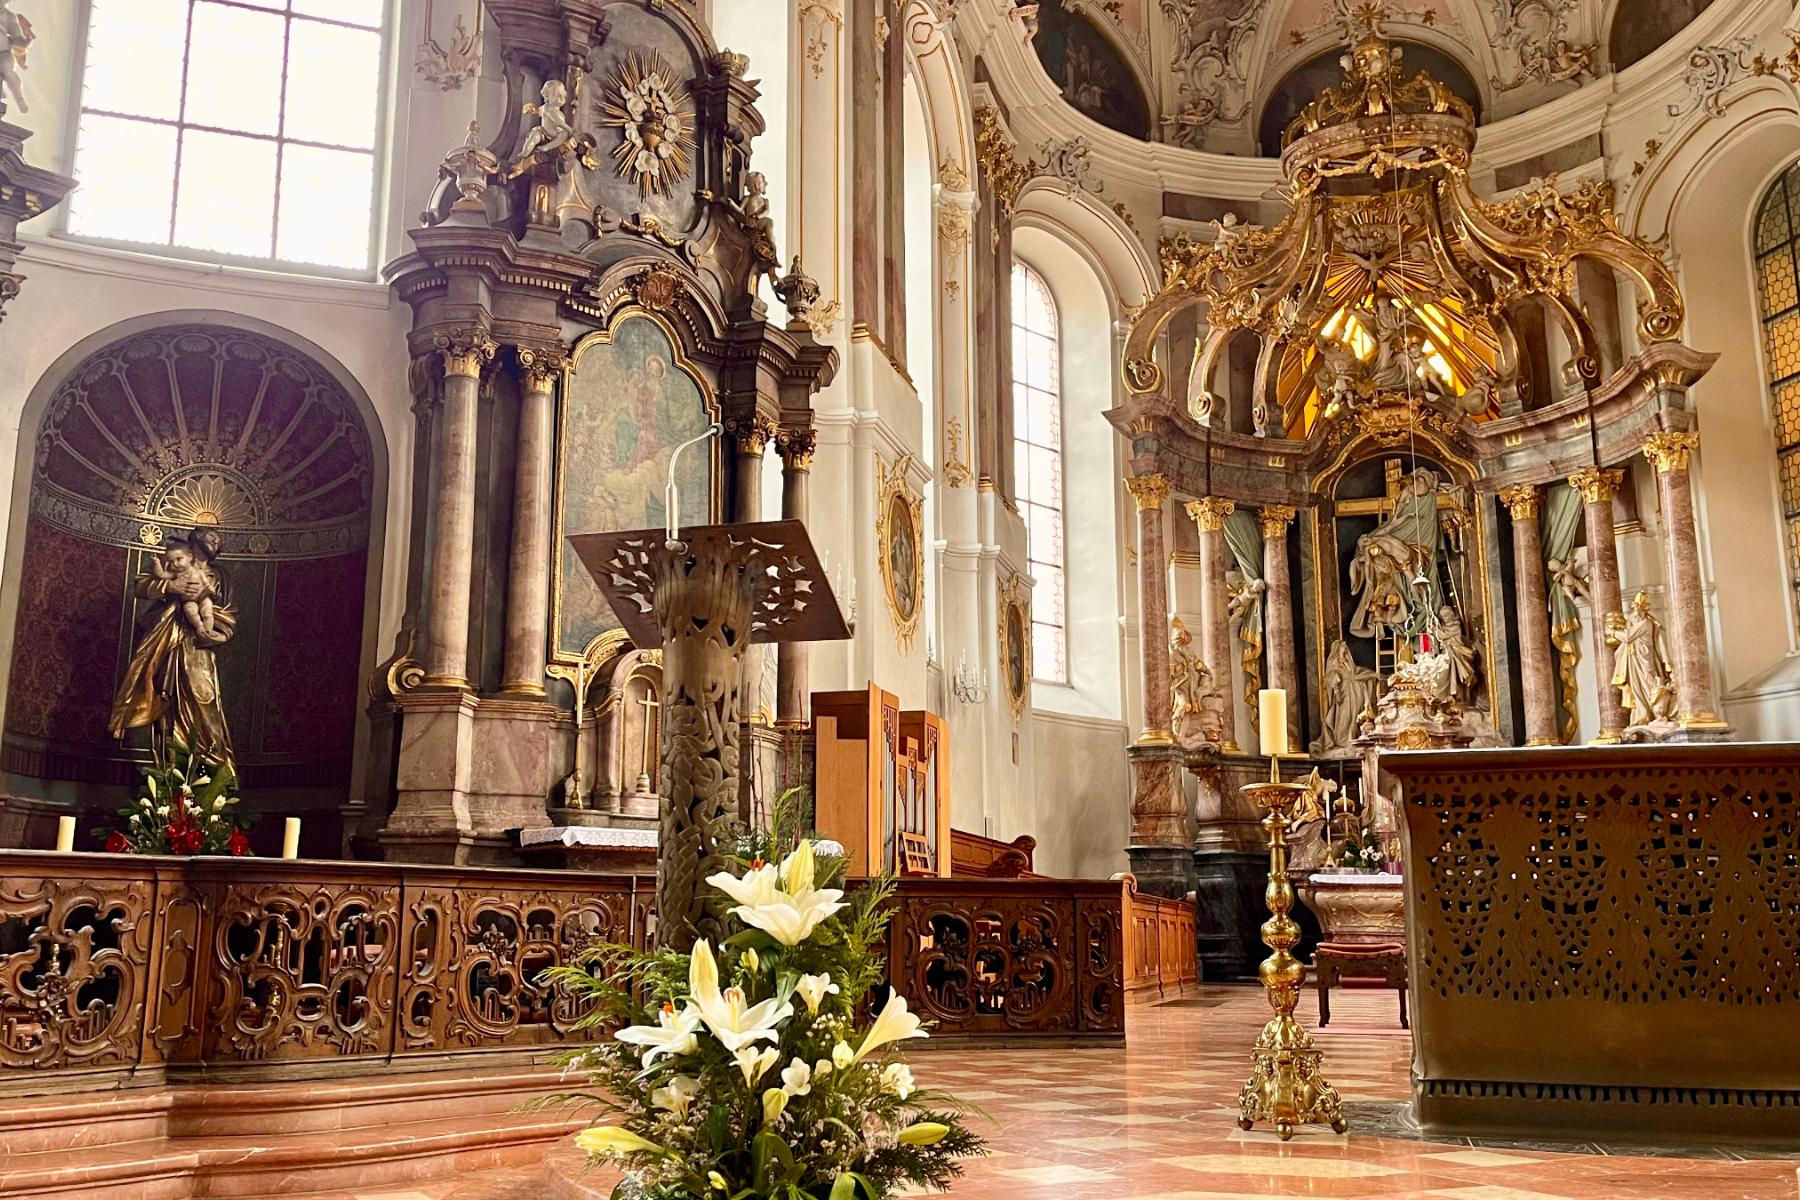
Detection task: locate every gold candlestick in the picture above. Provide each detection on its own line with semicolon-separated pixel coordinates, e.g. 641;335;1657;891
1238;771;1346;1140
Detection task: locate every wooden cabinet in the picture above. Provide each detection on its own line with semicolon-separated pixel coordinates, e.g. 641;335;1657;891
811;686;949;877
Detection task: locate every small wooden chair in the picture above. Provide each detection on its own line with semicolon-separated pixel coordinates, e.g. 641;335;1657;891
1314;942;1408;1029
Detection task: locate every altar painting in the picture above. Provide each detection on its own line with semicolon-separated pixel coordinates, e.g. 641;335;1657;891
555;315;715;658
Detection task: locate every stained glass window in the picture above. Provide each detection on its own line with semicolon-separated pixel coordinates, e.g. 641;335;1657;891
67;0;387;273
1755;162;1800;628
1012;261;1066;682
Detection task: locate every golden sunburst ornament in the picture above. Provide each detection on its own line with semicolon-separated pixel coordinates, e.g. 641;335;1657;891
601;53;695;198
153;472;259;528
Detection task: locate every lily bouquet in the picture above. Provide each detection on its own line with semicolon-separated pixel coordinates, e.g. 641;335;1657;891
547;837;985;1199
97;746;249;856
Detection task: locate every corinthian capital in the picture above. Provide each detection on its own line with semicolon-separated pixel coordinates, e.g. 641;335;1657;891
1568;467;1624;504
1642;430;1700;475
1497;484;1541;520
776;427;817;471
516;344;568;392
1185;496;1235;532
1256;504;1296;538
1125;473;1171;511
434;328;497;378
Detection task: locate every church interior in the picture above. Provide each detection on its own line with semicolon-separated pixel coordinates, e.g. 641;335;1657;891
1;0;1799;1195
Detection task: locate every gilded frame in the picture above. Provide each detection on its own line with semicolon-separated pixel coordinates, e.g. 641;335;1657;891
548;307;722;670
876;453;926;650
998;573;1032;721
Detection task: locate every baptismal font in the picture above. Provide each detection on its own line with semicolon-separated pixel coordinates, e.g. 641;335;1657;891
1109;0;1726;974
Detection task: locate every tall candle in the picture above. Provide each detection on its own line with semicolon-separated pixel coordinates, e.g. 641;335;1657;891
1258;689;1290;757
281;817;301;860
55;815;76;853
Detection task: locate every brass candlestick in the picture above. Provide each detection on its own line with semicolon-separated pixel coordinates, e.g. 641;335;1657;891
1238;766;1346;1140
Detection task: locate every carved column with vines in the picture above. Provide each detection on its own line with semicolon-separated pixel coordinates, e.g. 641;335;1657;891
1499;485;1559;745
422;330;495;688
1569;467;1626;744
500;345;564;696
1643;431;1727;735
1189;497;1239;752
1259;505;1298;749
776;429;816;728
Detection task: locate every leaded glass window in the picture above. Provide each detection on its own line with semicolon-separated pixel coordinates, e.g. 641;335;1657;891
1012;261;1066;682
1755;162;1800;626
67;0;387;273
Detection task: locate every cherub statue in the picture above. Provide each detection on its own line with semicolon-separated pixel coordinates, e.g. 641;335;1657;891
148;538;224;645
1313;332;1364;418
514;77;574;167
1607;591;1678;734
0;0;34;117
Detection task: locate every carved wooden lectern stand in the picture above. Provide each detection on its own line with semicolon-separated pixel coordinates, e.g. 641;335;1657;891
570;521;848;952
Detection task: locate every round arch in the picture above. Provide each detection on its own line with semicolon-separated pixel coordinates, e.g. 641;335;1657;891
0;310;390;846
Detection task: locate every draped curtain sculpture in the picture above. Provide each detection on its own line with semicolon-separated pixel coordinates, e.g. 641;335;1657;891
1222;509;1264;728
1542;484;1586;743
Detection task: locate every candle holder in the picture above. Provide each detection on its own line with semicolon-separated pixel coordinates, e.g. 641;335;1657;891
1238;761;1346;1140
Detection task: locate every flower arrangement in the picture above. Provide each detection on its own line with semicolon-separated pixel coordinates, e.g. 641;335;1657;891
98;745;249;856
1336;826;1386;872
546;809;985;1199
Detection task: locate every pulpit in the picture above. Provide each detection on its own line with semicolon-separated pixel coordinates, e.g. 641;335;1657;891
570;520;847;949
813;687;951;877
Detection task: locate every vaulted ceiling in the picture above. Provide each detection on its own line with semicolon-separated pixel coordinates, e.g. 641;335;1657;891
1028;0;1718;155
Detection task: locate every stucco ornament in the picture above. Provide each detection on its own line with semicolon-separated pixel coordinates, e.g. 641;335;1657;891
603;53;695;197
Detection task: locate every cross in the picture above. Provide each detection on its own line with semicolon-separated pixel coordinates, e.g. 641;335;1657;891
636;687;661;785
1332;458;1462;519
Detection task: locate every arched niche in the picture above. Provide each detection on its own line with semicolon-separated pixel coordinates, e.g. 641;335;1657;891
1031;1;1155;140
3;320;382;846
1609;0;1717;73
1258;42;1483;156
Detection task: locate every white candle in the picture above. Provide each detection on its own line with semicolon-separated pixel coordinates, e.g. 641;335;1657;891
55;815;76;853
1259;689;1290;758
281;817;301;860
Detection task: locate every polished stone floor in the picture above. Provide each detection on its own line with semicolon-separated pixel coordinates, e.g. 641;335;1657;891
330;986;1800;1200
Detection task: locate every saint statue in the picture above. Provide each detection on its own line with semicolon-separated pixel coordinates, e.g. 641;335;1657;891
1607;591;1677;732
1348;467;1443;640
1170;618;1222;747
108;527;237;771
1435;605;1479;700
1315;639;1382;753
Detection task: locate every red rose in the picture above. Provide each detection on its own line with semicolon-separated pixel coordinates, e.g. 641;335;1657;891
105;831;131;854
227;828;251;857
165;815;203;856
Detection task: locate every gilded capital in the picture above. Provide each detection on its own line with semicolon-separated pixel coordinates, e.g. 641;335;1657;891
1642;430;1700;474
434;329;496;379
1256;504;1296;538
731;412;779;456
1186;496;1235;532
1568;467;1624;504
1125;473;1171;511
516;345;568;393
776;426;817;471
1497;484;1541;520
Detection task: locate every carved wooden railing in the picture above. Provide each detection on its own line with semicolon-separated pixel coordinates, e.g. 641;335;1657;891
1121;878;1198;995
886;878;1125;1042
0;857;1126;1091
948;828;1038;878
1389;744;1800;1139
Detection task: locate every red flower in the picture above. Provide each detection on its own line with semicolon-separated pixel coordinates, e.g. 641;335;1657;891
165;814;204;856
105;831;131;854
227;828;251;857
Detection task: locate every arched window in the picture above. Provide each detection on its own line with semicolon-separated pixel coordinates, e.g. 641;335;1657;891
1012;261;1066;682
1755;162;1800;626
67;0;388;273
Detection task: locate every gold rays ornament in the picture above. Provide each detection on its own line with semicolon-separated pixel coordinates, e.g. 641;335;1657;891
601;53;695;198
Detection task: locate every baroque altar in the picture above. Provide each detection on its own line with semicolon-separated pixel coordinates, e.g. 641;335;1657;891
1108;6;1726;966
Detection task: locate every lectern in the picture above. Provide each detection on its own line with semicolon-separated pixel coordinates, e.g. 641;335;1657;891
569;520;848;951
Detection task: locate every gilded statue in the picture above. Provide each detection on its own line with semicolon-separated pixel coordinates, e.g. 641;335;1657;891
1607;591;1677;734
109;527;237;772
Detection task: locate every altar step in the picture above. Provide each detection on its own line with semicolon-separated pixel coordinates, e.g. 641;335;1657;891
0;1066;586;1198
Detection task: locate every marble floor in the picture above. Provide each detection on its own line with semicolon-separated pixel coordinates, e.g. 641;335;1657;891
327;986;1800;1200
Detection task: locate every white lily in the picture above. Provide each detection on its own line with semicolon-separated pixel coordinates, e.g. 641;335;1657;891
813;1058;833;1079
688;940;793;1051
795;972;839;1015
705;860;782;909
881;1061;916;1100
780;1057;812;1096
650;1075;700;1118
733;1044;780;1087
614;1001;702;1067
831;1040;854;1069
855;992;927;1062
779;840;819;893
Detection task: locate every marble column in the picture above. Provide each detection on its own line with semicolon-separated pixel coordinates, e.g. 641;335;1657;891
499;347;563;697
1127;474;1176;746
1187;497;1239;752
1569;467;1626;744
1643;431;1726;732
732;414;775;523
1499;485;1558;746
421;330;494;688
776;429;816;728
1258;505;1298;749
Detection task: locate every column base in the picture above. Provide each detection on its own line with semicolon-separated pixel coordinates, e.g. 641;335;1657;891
382;692;555;863
1192;849;1268;982
1666;716;1735;743
1125;845;1193;899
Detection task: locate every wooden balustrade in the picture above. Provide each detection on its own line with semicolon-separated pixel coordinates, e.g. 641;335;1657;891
0;855;1126;1093
1121;878;1198;995
949;828;1038;878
